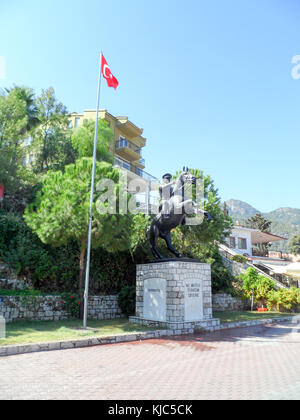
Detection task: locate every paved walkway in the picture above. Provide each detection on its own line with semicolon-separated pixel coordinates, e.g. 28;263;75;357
1;322;300;400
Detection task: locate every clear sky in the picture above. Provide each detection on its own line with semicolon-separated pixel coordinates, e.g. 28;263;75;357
1;0;300;212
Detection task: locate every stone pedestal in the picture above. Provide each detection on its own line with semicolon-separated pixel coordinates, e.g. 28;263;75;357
129;260;220;333
0;315;5;339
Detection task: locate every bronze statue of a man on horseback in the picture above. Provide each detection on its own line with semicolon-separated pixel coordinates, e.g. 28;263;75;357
149;169;213;260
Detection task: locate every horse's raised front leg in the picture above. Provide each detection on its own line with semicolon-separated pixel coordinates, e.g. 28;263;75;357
165;233;184;259
174;199;194;216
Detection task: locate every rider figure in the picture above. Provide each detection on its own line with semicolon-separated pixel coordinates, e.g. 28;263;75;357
159;173;175;219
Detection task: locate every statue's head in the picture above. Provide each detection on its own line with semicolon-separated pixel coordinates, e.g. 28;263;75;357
181;168;197;185
162;173;172;183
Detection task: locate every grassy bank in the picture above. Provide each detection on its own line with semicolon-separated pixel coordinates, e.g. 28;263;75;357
0;318;159;347
214;311;298;324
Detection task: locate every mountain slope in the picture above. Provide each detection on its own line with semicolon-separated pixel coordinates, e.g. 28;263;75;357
225;199;259;219
265;208;300;226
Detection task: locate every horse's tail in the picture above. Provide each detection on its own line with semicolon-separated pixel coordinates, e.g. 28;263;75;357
146;225;151;240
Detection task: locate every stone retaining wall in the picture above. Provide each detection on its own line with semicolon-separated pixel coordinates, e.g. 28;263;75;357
0;295;123;323
87;296;123;320
0;292;250;323
212;293;250;312
221;256;249;277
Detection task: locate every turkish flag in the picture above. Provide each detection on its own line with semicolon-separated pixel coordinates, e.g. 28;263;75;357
0;184;4;200
101;55;119;90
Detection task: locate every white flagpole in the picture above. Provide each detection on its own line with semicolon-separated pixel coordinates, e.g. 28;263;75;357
83;52;103;329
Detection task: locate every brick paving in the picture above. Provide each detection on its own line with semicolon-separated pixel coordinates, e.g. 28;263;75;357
1;321;300;400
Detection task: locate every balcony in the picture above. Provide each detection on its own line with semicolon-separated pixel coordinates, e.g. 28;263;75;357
116;137;141;160
138;158;145;167
114;157;158;184
133;157;145;169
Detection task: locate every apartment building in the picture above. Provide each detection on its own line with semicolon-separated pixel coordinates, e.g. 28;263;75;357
69;109;158;212
22;109;159;212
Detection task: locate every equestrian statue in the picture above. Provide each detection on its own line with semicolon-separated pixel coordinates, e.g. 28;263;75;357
149;169;213;260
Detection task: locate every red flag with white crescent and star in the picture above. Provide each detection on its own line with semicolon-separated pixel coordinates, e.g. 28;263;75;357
101;55;119;90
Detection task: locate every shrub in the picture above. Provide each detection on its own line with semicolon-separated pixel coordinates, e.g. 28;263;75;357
238;267;275;306
60;292;82;318
266;288;300;312
0;211;58;288
118;286;136;316
230;255;247;264
0;210;138;294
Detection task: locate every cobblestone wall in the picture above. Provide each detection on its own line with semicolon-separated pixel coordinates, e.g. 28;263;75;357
136;261;213;322
88;296;123;320
0;295;123;323
221;257;249;277
212;293;250;312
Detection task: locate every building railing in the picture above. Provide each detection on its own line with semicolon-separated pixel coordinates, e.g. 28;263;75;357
218;243;288;290
252;249;269;258
114;157;158;184
116;138;141;156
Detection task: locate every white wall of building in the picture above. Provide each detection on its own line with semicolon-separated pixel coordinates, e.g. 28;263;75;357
226;227;253;256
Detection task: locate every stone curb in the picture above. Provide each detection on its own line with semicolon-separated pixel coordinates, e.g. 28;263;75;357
0;328;186;357
0;316;298;357
204;316;299;332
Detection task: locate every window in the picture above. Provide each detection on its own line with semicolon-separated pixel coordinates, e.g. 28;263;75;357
137;168;143;177
229;237;236;248
68;120;73;129
23;157;27;166
114;157;130;171
75;117;80;128
238;238;247;250
119;136;128;148
29;155;34;165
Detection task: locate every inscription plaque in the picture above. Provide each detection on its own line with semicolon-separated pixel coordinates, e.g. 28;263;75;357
143;277;166;322
184;280;203;321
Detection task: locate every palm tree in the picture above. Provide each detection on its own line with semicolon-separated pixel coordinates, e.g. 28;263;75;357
4;86;40;133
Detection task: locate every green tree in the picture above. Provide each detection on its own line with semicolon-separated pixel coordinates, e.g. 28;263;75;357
24;158;131;298
4;86;40;133
129;213;152;260
171;168;233;255
0;89;29;195
289;235;300;255
238;267;275;310
246;213;272;232
31;87;76;173
71;119;114;164
266;287;300;312
223;202;229;217
246;213;272;254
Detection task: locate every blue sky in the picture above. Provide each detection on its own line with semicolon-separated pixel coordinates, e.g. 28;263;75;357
1;0;300;212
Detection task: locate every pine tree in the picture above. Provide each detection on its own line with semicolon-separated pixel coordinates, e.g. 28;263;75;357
24;158;132;301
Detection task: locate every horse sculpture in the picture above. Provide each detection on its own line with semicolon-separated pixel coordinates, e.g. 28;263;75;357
149;170;213;260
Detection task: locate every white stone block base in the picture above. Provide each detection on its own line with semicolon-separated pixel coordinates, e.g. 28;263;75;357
129;316;220;334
